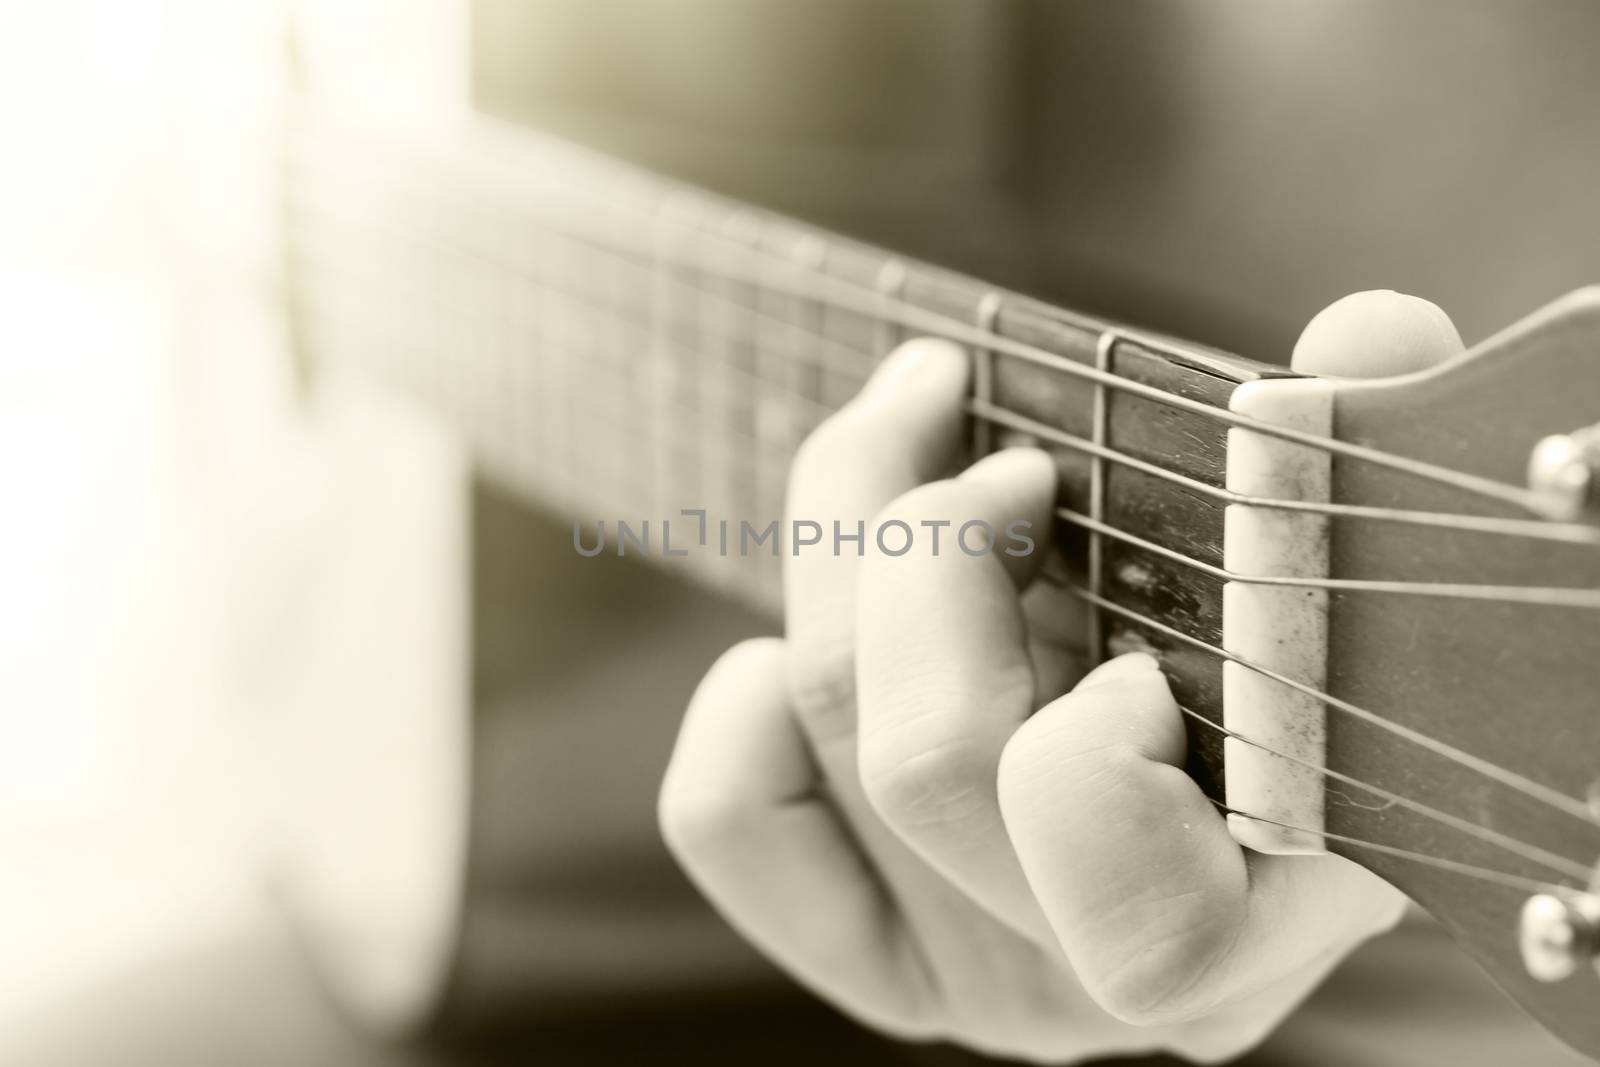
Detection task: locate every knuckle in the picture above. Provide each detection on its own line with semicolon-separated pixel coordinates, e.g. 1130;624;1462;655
1087;952;1209;1026
998;710;1117;798
1072;741;1147;794
785;631;857;725
861;736;992;831
867;480;980;557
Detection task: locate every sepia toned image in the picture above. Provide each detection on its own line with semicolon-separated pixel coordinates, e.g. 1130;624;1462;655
4;3;1600;1065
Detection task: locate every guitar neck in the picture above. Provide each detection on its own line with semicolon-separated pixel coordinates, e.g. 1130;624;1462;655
286;110;1284;625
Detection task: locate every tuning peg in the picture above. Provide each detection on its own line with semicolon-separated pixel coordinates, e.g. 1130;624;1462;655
1527;425;1600;521
1519;891;1600;982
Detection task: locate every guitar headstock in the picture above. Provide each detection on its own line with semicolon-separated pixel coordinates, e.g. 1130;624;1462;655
1315;287;1600;1057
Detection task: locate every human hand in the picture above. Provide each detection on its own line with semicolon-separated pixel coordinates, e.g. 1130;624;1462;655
658;292;1464;1062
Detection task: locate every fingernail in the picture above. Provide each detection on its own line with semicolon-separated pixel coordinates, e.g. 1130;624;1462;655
1075;652;1161;691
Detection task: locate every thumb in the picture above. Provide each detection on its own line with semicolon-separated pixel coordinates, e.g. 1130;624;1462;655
1291;290;1463;378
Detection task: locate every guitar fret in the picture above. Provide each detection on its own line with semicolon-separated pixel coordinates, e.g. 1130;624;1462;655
873;260;908;360
972;293;1002;459
1087;331;1116;667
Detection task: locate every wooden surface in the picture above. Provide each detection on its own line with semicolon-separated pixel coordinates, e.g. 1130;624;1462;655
1319;290;1600;1058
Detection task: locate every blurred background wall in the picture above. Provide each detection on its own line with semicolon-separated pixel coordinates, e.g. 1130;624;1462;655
476;0;1600;358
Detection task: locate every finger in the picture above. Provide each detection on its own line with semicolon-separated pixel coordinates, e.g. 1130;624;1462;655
855;447;1062;943
1291;290;1463;377
1020;565;1090;704
658;638;934;1036
997;655;1403;1025
783;337;969;756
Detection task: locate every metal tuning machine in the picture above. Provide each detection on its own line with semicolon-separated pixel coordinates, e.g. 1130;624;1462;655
1520;888;1600;983
1528;423;1600;521
1520;785;1600;984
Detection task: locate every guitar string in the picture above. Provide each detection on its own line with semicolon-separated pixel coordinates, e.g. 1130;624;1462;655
508;262;846;430
1200;800;1563;895
348;213;872;430
1044;578;1599;825
593;194;1571;521
414;166;1595;535
504;225;1588;556
1053;505;1600;608
505;239;1593;607
968;399;1600;547
543;222;874;383
320;134;1584;525
748;248;1561;518
544;237;872;406
1173;705;1592;881
525;223;1600;550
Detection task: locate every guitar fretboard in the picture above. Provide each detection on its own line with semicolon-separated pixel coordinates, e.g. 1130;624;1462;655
284;111;1278;629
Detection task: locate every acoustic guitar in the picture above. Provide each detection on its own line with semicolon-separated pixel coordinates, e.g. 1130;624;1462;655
282;109;1600;1060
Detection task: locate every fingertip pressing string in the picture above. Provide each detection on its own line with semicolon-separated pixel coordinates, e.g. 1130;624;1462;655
1202;798;1566;896
1176;704;1593;883
1059;583;1599;827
